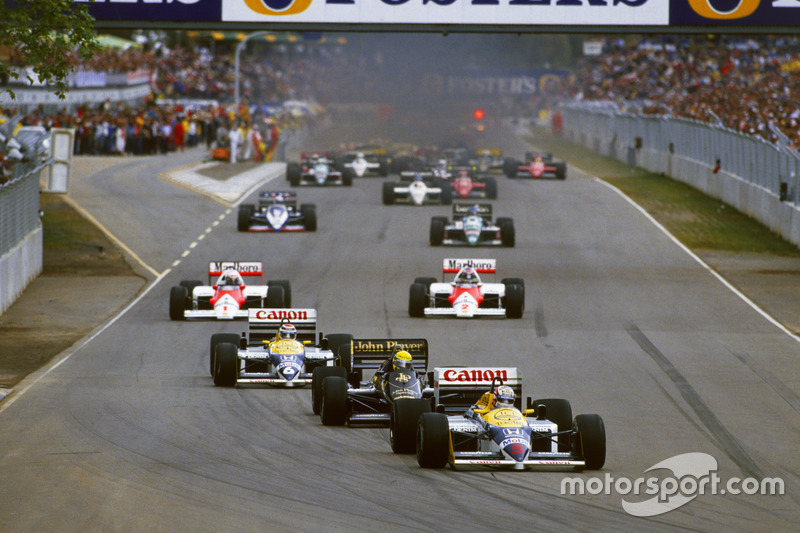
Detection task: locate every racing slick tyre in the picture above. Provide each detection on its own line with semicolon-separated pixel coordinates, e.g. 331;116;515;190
312;366;347;415
504;283;524;319
213;342;238;387
265;285;285;308
530;398;573;452
180;280;203;292
378;156;390;176
382;182;396;205
413;277;437;290
343;171;353;187
555;162;567;180
417;412;450;468
501;277;525;292
238;204;255;231
503;158;519;178
429;217;445;246
169;286;188;320
324;333;354;368
210;333;241;377
573;414;606;470
287;162;301;185
299;204;317;232
320;376;349;426
268;280;292;308
440;183;452;205
391;398;432;454
483;176;498;199
408;283;428;318
499;219;515;247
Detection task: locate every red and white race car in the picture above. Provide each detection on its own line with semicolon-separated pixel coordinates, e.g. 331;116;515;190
449;167;498;199
169;261;291;320
504;152;567;180
408;258;524;319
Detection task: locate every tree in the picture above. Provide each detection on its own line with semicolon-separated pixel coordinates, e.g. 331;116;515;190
0;0;99;100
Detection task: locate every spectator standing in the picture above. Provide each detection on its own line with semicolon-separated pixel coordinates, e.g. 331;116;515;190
228;120;242;163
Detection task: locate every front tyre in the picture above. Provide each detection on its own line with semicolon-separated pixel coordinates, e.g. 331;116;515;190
417;412;450;468
505;283;524;319
169;286;188;320
320;376;348;426
210;333;241;377
213;342;238;387
574;414;606;470
312;366;347;415
408;283;427;318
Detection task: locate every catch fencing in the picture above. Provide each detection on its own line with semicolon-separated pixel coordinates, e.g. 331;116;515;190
560;103;800;248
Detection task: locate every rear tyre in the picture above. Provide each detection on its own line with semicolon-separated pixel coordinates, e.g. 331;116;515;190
210;333;241;377
320;376;348;426
213;342;238;387
483;177;497;199
574;414;606;470
169;286;188;320
440;183;452;205
324;333;354;367
268;280;292;308
417;412;450;468
266;285;285;308
180;280;202;292
500;219;515;247
531;398;573;451
503;158;518;177
505;283;524;319
287;162;301;185
382;182;396;205
391;398;431;454
409;283;427;318
300;204;317;231
312;366;347;415
238;204;255;231
342;171;353;186
413;277;437;290
429;218;445;246
555;162;567;180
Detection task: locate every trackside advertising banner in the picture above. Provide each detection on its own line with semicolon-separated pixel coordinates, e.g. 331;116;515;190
77;0;800;27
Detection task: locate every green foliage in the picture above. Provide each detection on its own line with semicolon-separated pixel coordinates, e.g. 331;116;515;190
0;0;99;100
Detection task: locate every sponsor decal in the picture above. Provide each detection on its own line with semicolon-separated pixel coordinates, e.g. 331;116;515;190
351;339;427;354
443;258;496;273
253;309;311;321
686;0;759;19
209;261;263;275
244;0;313;16
442;368;509;382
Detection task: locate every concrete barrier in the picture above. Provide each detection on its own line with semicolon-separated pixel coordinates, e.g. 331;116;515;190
0;227;42;315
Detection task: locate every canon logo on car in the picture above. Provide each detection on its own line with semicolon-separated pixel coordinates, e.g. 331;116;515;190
442;368;508;383
253;309;310;321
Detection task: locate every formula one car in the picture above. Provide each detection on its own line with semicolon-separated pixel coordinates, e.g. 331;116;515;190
210;308;354;387
383;173;452;205
470;148;505;173
169;261;290;320
237;191;317;232
286;152;353;186
408;258;524;318
314;339;434;451
448;166;498;199
415;366;606;470
504;152;566;180
337;150;389;177
430;204;514;247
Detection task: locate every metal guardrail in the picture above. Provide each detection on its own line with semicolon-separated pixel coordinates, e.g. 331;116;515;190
560;103;800;205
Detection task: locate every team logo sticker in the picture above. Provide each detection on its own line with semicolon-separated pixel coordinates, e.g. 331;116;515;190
244;0;313;16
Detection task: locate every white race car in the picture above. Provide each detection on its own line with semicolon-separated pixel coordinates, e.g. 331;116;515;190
383;173;452;205
408;258;523;318
169;261;290;320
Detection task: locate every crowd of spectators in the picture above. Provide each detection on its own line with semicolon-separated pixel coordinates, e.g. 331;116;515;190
567;35;800;146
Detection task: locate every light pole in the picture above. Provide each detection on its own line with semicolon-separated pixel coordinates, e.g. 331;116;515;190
234;31;271;110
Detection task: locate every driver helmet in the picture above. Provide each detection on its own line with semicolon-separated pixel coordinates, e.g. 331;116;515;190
455;266;481;285
467;205;480;216
221;270;242;286
392;349;413;371
278;323;297;340
492;385;515;408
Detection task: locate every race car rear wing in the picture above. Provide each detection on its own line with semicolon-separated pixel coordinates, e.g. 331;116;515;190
258;191;297;205
245;308;318;347
452;203;492;221
342;338;429;376
433;366;522;414
442;258;497;275
208;261;264;284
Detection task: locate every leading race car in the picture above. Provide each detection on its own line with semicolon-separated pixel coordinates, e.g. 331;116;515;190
286;152;353;186
430;203;514;247
504;151;567;180
414;366;606;471
314;339;434;452
408;258;524;318
237;191;317;232
169;261;290;320
382;173;452;205
210;308;354;387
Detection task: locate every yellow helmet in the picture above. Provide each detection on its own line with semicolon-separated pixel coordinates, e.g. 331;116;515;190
392;350;412;371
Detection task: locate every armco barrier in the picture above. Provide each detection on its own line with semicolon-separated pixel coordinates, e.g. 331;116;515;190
560;104;800;249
